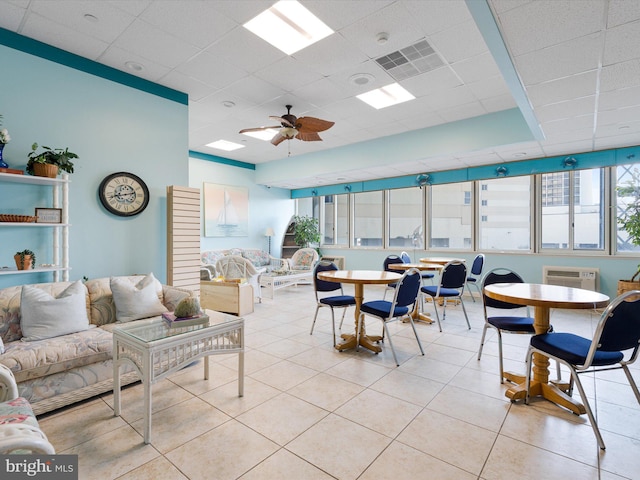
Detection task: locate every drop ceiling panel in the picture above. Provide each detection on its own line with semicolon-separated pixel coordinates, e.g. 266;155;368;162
0;3;26;30
180;51;248;89
534;96;597;124
100;45;171;82
607;0;640;28
291;33;370;77
428;19;489;63
254;56;325;93
525;71;598;106
600;59;640;91
403;0;473;35
451;52;502;84
603;20;640;66
481;94;517;113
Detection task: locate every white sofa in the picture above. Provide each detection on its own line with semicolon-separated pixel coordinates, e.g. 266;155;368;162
0;275;193;415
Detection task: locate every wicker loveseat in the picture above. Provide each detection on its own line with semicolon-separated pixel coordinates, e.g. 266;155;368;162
0;275;193;415
200;248;285;279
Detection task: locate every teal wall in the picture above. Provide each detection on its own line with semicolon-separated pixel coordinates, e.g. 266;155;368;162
0;43;189;288
189;157;293;257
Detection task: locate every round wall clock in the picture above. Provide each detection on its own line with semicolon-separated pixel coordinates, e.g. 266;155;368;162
98;172;149;217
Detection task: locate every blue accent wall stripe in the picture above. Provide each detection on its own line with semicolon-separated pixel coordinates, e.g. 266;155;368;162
189;150;256;170
0;27;188;105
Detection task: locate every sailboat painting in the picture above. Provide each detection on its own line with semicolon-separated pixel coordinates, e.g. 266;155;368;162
204;183;249;237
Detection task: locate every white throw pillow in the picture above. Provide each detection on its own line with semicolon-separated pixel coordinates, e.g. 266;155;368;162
20;281;90;341
111;273;168;322
0;336;4;354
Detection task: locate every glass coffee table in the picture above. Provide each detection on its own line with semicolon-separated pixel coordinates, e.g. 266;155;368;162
259;269;313;299
113;310;244;444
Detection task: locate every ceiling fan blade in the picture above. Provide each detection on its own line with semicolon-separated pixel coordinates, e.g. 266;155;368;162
239;126;281;134
296;117;334;133
269;116;294;128
271;133;287;146
295;131;322;142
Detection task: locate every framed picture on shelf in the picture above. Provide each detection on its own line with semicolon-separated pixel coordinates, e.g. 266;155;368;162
35;207;62;224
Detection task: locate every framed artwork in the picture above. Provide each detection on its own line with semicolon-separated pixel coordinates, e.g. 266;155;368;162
203;183;249;237
35;207;63;223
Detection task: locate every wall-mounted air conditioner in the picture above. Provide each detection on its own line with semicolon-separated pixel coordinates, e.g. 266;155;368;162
320;256;346;270
542;266;599;291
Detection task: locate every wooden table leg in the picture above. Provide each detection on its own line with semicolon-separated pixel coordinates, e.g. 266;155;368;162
335;283;382;353
505;306;586;414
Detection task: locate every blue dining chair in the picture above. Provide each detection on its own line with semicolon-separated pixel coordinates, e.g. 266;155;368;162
382;254;404;300
310;261;356;347
465;253;485;302
421;260;470;332
358;268;424;366
525;290;640;450
400;251;435;285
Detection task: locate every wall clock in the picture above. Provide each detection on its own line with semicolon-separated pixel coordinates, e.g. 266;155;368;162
98;172;149;217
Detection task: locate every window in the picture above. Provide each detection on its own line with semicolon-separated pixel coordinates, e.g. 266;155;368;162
479;177;531;251
429;182;472;250
388;187;423;248
321;194;348;246
353;191;383;247
540;169;604;251
616;163;640;253
464;191;471;205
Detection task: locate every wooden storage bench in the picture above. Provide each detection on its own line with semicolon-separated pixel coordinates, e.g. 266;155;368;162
200;281;254;316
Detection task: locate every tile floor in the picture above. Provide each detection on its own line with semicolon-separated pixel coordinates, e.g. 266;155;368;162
38;284;640;480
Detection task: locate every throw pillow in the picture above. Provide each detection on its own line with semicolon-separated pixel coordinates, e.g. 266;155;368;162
110;273;168;322
20;281;90;342
0;336;4;354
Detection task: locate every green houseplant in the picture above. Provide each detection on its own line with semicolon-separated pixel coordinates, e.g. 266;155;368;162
14;249;35;270
616;167;640;293
292;215;320;248
26;143;78;177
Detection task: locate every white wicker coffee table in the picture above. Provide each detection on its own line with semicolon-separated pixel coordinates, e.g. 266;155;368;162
260;269;313;299
113;311;244;444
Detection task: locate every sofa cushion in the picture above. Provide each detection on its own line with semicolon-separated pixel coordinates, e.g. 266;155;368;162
201;250;228;266
110;273;168;322
20;281;90;342
0;328;112;383
242;249;270;267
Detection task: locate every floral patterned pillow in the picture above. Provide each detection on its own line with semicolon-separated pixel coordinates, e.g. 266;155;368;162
242;249;269;267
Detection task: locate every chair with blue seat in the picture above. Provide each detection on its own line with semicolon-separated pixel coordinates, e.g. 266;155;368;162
310;261;356;347
358;268;424;366
382;254;405;300
421;260;470;332
524;290;640;450
400;251;435;286
477;268;560;384
465;254;485;302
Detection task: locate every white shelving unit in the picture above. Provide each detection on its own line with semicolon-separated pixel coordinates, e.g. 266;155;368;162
0;172;70;281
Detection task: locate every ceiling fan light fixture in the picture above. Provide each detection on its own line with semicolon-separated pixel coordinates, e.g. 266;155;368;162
357;83;415;109
243;0;333;55
280;127;299;139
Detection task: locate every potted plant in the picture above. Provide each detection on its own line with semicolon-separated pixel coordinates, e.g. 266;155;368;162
616;167;640;294
14;249;35;270
292;215;320;248
26;143;78;178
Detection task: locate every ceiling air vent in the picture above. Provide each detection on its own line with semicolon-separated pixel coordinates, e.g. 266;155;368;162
375;39;444;81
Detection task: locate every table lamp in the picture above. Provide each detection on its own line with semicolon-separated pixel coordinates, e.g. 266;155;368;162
265;227;275;254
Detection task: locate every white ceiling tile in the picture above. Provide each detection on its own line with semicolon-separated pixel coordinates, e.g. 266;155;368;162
223;76;286;106
598;105;640;126
99;45;171;82
489;0;532;15
451;52;502;84
160;70;216;102
600;59;640;91
107;1;152;17
21;13;109;60
113;18;200;68
422;85;477;111
534;96;596;124
594;131;640;150
292;33;369;77
404;0;472;35
603;19;640;66
525;71;598;106
598;85;640;110
0;2;27;30
304;0;394;31
481;94;517;113
292;78;350;108
540;139;595;156
595;120;640;138
607;0;640;28
467;75;510;100
496;0;605;56
179;51;248;89
140;1;236;49
514;33;603;86
429;19;488;63
401;67;463;97
254;56;325;93
437;102;486;123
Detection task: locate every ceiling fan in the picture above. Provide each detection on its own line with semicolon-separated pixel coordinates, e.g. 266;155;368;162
240;105;335;146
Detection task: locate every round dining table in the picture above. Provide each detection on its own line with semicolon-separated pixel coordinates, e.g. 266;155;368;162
317;270;401;353
483;282;609;414
419;257;465;265
388;263;443;324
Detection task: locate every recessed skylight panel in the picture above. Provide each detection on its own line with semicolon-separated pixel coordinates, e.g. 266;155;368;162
206;140;245;151
244;0;334;55
356;83;415;109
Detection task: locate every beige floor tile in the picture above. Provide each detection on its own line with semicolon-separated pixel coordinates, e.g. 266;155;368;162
427;384;510;432
287;414;392;480
288;346;350;371
448;365;511;401
397;409;497;476
288;372;365;411
258;337;314;359
199;376;281;417
166;420;278;480
481;434;600;480
359;441;477;480
249;359;318;391
598;430;640;479
325;357;392;387
423;342;477;367
130;397;231;453
217;348;282;375
168;359;240;396
237;392;328;445
118;456;188;480
239;449;335;479
62;425;159;480
370;369;445;406
597;400;640;440
38;399;127;452
335;388;422;437
399;355;462;384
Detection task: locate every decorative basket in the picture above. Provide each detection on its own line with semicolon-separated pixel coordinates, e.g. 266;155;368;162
0;214;37;223
33;163;59;178
617;280;640;296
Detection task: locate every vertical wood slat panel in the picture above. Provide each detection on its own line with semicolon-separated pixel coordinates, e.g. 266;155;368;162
167;186;201;294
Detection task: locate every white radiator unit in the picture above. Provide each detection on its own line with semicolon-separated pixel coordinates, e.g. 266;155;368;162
542;266;598;291
320;256;346;270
